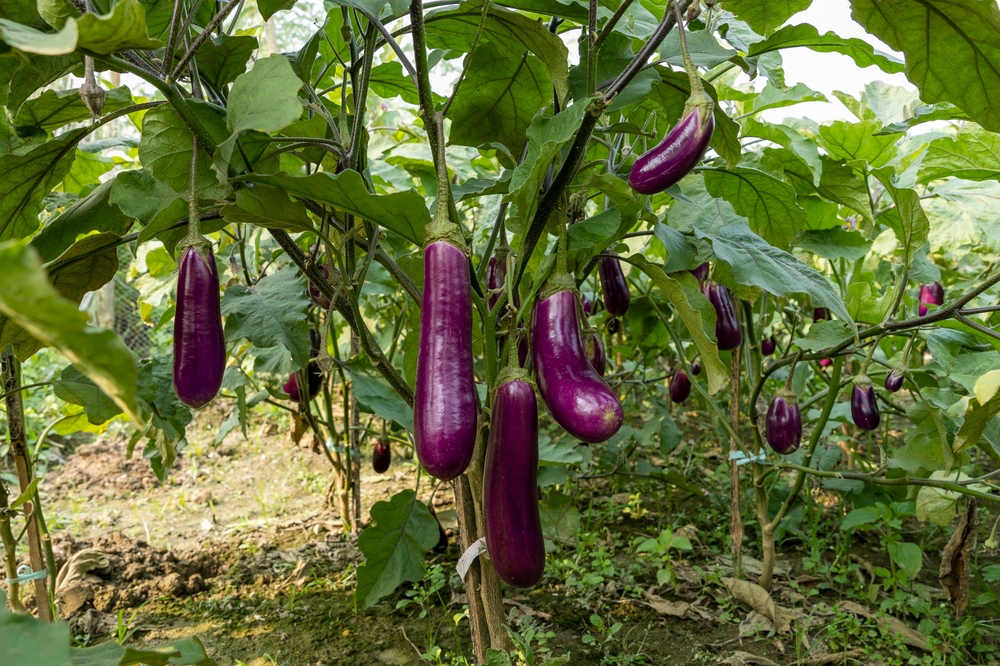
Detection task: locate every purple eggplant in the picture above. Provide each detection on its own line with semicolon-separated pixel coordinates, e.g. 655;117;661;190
885;367;905;393
284;362;323;402
599;255;630;317
766;390;802;455
414;241;477;481
818;357;832;368
583;328;606;376
173;246;226;409
691;361;701;376
813;307;828;322
309;266;332;309
628;106;714;194
483;372;545;588
689;262;709;282
851;377;880;431
532;290;623;443
310;329;322;356
761;336;776;356
702;282;741;351
582;294;593;317
669;371;691;404
486;251;519;311
918;282;944;317
372;439;391;473
607;317;620;334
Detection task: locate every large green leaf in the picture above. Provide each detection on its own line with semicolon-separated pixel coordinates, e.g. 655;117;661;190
694;223;856;333
817;119;898;167
31;179;132;261
628;256;727;395
138;103;230;200
0;16;76;54
871;167;930;267
75;0;161;53
0;588;71;666
109;168;184;224
0;127;85;241
355;489;439;608
344;355;413;429
0;240;139;421
242;170;431;246
953;369;1000;453
850;0;1000;132
720;0;812;34
743;117;822;186
194;34;258;90
221;268;311;368
14;85;132;132
919;125;1000;183
701;166;807;249
794;227;872;261
774;150;873;222
53;364;122;425
220;186;312;231
71;636;216;665
746;23;904;73
449;43;551;156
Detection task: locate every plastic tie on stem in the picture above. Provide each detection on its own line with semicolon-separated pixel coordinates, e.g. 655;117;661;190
456;536;487;580
729;450;766;466
7;564;47;584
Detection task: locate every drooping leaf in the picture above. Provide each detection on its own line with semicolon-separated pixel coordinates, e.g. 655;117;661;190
702;166;808;250
720;0;812;34
871;167;930;267
221;268;311;368
31;179;132;262
747;22;904;73
75;0;161;54
53;364;122;425
877;102;967;135
343;355;413;430
194;34;258;90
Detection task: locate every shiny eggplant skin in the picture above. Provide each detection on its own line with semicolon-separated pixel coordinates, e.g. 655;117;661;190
669;371;691;404
583;329;606;376
885;368;905;393
532;290;623;443
702;282;742;351
628;107;714;194
486;253;520;311
372;440;391;473
818;357;833;368
173;246;226;409
766;393;802;455
599;256;630;317
413;241;477;481
919;282;944;316
483;375;545;588
851;382;881;431
690;262;709;282
691;361;701;376
761;336;776;356
582;294;593;317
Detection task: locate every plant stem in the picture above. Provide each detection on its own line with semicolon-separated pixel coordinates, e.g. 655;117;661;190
728;343;744;580
0;479;25;612
169;0;243;81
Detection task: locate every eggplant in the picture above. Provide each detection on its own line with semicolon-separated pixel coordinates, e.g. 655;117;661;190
483;372;545;588
599;255;630;317
581;294;593;317
310;329;322;356
766;391;802;455
689;262;709;282
702;282;741;351
669;371;691;404
486;251;519;311
309;266;331;310
284;362;323;402
813;307;828;322
607;317;620;334
691;361;701;376
885;368;905;393
628;106;714;194
761;336;776;356
372;439;391;473
173;246;226;409
583;328;606;376
414;241;477;481
919;282;944;317
532;289;623;443
818;357;832;368
851;377;880;431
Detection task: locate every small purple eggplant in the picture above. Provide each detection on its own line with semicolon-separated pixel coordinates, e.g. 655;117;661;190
691;361;701;376
885;367;905;393
766;390;802;455
761;336;776;356
629;105;714;195
372;439;391;473
486;250;519;311
689;262;709;282
918;282;944;317
702;282;741;351
607;317;620;334
669;371;691;404
582;294;593;317
583;328;606;376
599;255;630;317
851;377;880;431
309;265;331;310
813;307;828;322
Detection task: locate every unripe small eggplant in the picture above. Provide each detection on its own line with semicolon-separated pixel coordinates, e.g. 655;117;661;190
284;362;323;402
691;361;701;376
918;282;944;316
173;246;226;409
581;294;593;317
689;262;709;282
599;256;630;317
702;282;741;351
517;331;529;368
486;251;519;311
669;371;691;404
629;106;714;194
813;307;828;322
607;317;620;334
766;390;802;455
851;377;880;431
309;266;332;310
885;367;905;393
583;328;606;376
372;439;391;473
818;358;832;368
761;336;776;356
310;329;322;357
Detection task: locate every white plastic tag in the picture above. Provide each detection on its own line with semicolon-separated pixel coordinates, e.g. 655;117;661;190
456;537;487;580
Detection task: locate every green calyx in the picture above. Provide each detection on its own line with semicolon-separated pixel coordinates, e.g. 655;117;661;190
495;365;532;389
539;271;577;301
176;231;213;265
852;374;873;391
775;386;798;406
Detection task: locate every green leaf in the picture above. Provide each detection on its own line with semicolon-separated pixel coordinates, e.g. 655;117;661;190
242;170;431;246
841;506;881;530
194;34;258;90
793;319;853;352
355;489;439;608
31;179;132;262
539;489;580;545
890;403;954;473
695;223;856;333
14;85;132;132
221;268;311;367
746;22;904;73
0;127;86;241
871;167;930;266
915;472;985;527
0;240;139;421
850;0;1000;132
71;636;216;665
449;43;551;157
877;102;967;135
661;28;738;69
538;435;584;464
257;0;295;20
628;255;727;395
75;0;161;54
919;125;1000;184
818;120;898;167
775;150;873;222
702;166;807;250
0;16;76;54
743;117;822;186
369;60;422;104
109;168;184;225
793;227;872;261
61;149;113;194
887;541;922;579
720;0;812;34
846;276;893;325
953;373;1000;453
750;82;827;114
0;587;71;666
53;364;122;425
567;209;619;251
343;355;413;430
138;104;229;200
220;186;312;230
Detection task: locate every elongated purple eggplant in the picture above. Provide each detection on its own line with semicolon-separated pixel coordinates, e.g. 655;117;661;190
532;289;623;443
173;246;226;409
761;336;776;356
629;106;714;194
885;368;905;393
284;362;323;402
310;329;322;356
919;282;944;317
691;361;701;376
690;262;709;282
669;371;691;404
414;241;477;481
372;439;391;473
486;250;520;311
583;328;606;376
851;377;880;431
813;307;828;322
484;371;545;588
582;294;593;317
766;390;802;455
599;255;630;317
702;282;741;351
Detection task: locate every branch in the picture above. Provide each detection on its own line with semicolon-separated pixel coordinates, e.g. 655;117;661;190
169;0;243;81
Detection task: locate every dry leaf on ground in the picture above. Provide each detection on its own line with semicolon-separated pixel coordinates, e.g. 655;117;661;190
722;577;792;634
801;650;866;665
940;497;977;616
720;651;780;666
643;589;690;617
